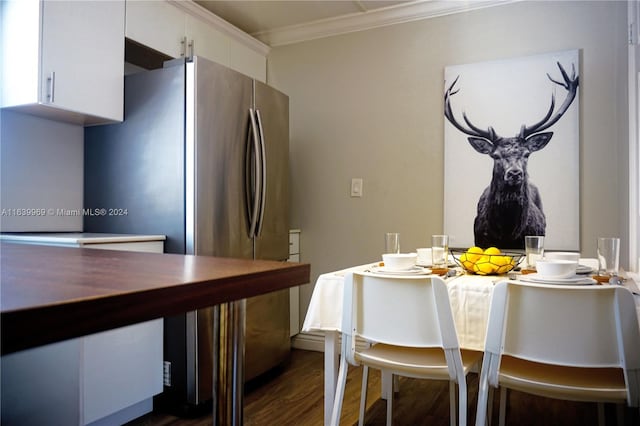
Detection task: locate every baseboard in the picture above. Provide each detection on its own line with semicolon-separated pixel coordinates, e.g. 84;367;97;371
291;332;368;352
291;332;325;352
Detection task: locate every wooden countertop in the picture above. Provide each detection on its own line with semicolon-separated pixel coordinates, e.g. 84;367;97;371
0;242;310;355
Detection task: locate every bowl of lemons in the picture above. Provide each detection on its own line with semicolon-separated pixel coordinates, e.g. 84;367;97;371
451;247;524;275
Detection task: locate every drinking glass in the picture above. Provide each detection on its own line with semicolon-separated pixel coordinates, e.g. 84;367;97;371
525;236;544;268
384;233;400;254
597;237;620;276
431;235;449;268
416;248;432;266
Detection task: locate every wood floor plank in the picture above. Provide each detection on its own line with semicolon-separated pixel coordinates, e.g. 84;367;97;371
126;349;639;425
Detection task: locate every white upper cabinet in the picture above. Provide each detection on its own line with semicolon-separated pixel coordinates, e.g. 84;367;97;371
1;0;125;125
228;36;270;83
125;0;186;59
185;12;229;66
125;0;268;82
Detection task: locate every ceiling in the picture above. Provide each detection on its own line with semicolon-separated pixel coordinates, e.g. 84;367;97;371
194;0;516;47
195;1;410;34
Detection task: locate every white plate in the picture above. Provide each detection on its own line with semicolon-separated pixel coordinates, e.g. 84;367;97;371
370;265;432;275
416;255;456;268
416;261;457;268
519;273;596;285
576;264;594;274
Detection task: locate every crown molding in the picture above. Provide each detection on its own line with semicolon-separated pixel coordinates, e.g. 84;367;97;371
253;0;520;47
169;0;270;56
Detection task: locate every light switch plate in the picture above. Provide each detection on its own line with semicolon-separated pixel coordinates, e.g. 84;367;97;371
351;178;363;197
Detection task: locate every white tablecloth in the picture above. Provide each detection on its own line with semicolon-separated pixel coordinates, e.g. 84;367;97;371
302;264;500;351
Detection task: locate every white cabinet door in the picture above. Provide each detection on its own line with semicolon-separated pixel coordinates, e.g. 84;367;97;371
125;0;185;59
1;340;82;425
41;1;124;122
127;1;230;66
185;11;266;81
288;230;301;337
125;0;266;80
83;321;163;424
80;240;164;424
228;36;267;82
0;0;40;108
0;0;124;124
185;13;229;65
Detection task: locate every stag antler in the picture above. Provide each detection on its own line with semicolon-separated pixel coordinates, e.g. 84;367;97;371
444;76;498;142
519;62;579;138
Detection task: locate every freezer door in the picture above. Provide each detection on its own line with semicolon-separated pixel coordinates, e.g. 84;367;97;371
187;57;255;405
253;81;289;261
190;57;254;259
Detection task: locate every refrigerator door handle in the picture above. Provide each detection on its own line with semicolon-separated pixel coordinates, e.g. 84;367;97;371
255;109;267;237
246;108;262;238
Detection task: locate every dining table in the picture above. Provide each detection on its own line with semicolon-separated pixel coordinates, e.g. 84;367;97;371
301;260;640;425
0;242;310;426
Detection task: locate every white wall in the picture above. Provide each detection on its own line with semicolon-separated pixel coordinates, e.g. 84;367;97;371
0;110;84;231
267;1;629;320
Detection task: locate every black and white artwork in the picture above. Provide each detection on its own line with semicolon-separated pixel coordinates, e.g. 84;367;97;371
443;50;580;250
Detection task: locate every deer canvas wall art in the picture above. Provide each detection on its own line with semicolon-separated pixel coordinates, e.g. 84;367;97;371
443;50;580;250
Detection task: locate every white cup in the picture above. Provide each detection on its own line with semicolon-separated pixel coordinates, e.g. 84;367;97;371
544;251;580;263
384;233;400;254
597;237;620;276
431;235;449;268
525;235;544;268
535;259;578;278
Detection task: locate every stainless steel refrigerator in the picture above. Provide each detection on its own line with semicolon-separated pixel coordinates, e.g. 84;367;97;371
84;56;290;413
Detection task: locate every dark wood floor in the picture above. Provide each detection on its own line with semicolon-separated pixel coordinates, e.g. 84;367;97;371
127;349;638;425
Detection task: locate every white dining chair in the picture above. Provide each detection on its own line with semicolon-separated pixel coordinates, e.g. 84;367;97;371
330;271;482;426
475;280;640;426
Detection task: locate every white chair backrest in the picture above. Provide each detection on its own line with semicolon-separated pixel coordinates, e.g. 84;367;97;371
342;272;459;351
486;280;640;367
485;280;640;403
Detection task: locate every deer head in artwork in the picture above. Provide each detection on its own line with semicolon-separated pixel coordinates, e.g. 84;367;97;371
444;62;579;248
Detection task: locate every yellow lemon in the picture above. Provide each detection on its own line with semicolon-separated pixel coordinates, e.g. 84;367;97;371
494;255;513;274
473;255;496;275
466;246;484;263
484;246;501;255
459;253;474;272
480;247;501;274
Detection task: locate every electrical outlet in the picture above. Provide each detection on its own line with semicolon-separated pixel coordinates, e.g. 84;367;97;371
351;178;363;197
163;361;171;387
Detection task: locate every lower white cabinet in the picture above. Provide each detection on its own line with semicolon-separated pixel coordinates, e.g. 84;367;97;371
0;234;165;425
288;230;301;337
83;322;163;425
